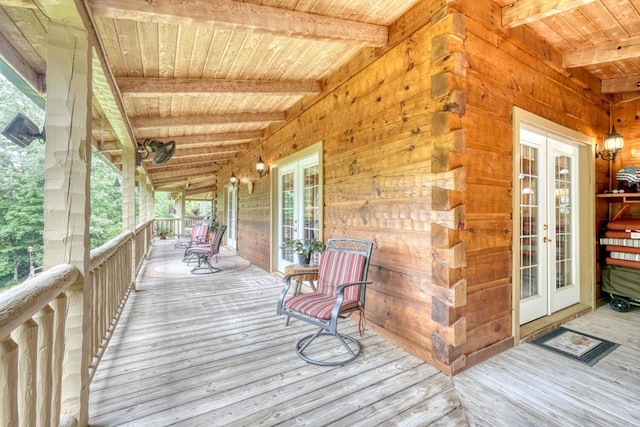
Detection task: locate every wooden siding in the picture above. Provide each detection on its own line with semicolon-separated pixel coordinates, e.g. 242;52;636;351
450;0;612;370
219;0;629;375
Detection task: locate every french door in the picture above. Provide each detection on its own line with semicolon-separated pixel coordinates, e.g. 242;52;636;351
519;125;580;325
276;153;321;272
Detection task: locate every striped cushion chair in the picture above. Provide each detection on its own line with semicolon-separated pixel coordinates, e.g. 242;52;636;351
277;238;373;366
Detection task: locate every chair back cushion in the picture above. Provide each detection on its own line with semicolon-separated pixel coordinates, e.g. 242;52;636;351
316;250;366;302
194;223;209;241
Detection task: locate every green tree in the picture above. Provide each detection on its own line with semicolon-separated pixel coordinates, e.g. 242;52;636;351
0;74;45;287
0;74;123;288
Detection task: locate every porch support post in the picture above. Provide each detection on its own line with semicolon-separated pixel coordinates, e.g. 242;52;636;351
147;180;155;223
175;191;186;234
122;143;137;232
122;146;137;288
43;23;92;426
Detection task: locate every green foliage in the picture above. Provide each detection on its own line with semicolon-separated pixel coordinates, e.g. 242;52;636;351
280;238;325;256
0;74;45;287
90;153;122;248
0;74;123;288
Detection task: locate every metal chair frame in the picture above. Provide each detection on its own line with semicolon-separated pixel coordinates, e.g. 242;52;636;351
276;238;373;366
185;225;227;274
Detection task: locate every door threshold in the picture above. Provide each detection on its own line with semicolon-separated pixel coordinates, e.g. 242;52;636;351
519;303;592;343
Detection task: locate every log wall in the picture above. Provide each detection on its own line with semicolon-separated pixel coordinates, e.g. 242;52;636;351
220;0;626;374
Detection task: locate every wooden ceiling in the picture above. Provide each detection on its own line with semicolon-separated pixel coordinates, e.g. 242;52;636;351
1;0;640;198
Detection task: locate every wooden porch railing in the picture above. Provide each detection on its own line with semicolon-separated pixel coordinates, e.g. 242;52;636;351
0;220;154;427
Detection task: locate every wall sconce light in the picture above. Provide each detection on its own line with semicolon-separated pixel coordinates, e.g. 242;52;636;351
595;126;624;162
256;155;270;178
230;172;238;188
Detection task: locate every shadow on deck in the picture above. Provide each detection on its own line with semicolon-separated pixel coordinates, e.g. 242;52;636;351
89;240;640;426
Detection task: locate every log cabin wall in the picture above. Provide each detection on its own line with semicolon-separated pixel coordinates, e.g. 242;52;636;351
454;0;611;370
218;0;620;375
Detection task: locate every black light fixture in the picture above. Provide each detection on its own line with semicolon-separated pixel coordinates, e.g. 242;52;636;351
114;177;121;187
136;138;176;165
1;113;45;147
597;107;624;163
596;126;624;162
256;155;270;178
230;172;238;188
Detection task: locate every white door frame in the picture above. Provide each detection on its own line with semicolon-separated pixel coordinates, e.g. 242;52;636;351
270;141;323;273
512;108;596;338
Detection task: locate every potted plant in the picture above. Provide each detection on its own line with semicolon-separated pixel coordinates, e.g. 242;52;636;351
155;227;169;239
280;238;326;265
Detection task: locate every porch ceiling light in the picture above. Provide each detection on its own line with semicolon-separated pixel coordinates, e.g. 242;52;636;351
256;155;270;178
137;138;176;165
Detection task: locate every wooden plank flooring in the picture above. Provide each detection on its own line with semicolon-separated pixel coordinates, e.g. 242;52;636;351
89;240;640;426
89;241;463;426
455;305;640;427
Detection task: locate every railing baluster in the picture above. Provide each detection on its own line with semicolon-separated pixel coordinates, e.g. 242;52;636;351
50;294;66;427
34;306;54;427
14;319;37;427
0;338;19;427
0;220;154;426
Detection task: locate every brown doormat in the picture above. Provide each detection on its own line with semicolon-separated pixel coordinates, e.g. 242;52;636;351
530;327;619;366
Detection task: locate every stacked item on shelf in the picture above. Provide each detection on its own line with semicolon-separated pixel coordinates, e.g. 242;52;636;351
599;213;640;312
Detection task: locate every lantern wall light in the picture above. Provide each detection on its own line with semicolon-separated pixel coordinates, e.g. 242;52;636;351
256;156;270;178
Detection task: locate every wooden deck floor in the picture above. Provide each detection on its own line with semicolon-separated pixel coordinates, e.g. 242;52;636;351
89;240;640;426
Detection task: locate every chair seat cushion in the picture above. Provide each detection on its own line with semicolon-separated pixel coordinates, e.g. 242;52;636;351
187;246;211;255
285;292;358;320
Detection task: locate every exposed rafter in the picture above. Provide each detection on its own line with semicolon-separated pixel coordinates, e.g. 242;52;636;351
117;77;322;97
88;0;388;46
602;76;640;94
131;113;286;130
502;0;596;28
563;35;640;69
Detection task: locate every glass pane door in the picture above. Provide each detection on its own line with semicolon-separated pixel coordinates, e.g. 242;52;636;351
519;126;579;325
277;154;320;272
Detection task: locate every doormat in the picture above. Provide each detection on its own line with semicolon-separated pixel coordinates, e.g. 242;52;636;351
530;327;619;366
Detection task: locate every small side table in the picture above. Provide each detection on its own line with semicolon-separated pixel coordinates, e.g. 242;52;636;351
283;264;318;325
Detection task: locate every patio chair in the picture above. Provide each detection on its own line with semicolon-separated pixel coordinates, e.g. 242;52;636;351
185;225;227;274
276;238;373;366
174;222;210;256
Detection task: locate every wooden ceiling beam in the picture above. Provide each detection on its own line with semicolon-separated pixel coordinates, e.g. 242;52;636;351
185;185;215;197
502;0;596;28
117;77;322;97
0;32;44;94
0;0;40;7
94;129;262;145
143;156;230;171
151;168;217;184
131;113;285;130
563;35;640;69
88;0;388;47
601;75;640;94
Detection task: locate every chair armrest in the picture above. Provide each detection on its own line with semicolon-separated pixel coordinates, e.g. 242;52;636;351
335;281;371;295
276;277;295;315
329;281;372;321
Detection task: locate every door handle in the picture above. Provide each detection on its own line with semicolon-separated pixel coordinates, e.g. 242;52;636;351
543;236;552;243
